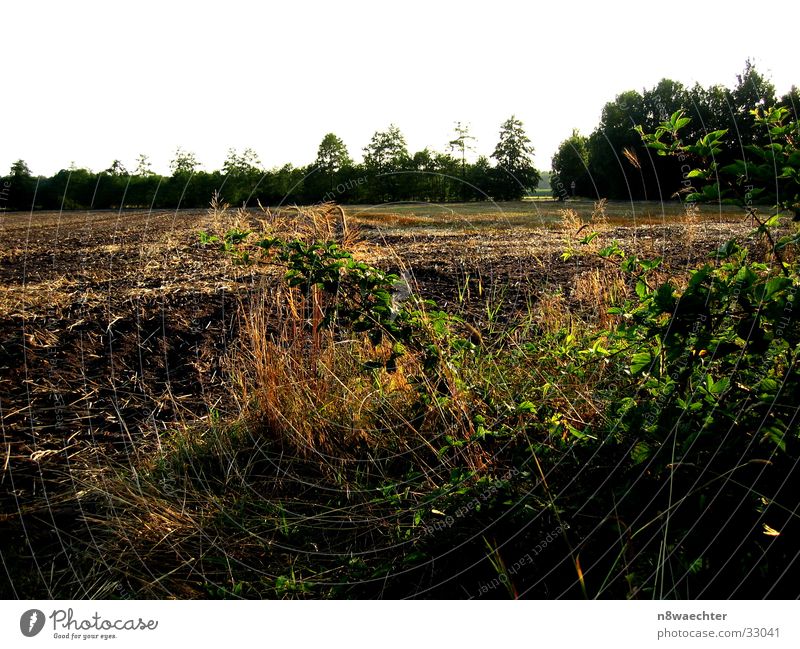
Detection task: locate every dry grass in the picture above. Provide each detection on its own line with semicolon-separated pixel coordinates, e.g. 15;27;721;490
559;207;582;234
229;205;485;469
532;291;572;335
559;200;611;257
572;268;628;330
681;201;701;246
255;201;362;251
590;199;610;233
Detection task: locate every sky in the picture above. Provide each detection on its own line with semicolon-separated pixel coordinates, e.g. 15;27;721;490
2;0;797;177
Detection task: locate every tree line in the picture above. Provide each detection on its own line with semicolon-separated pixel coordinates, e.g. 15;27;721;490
551;60;799;201
3;61;797;211
0;117;540;211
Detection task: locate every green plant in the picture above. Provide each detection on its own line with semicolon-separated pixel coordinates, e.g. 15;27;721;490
565;104;800;597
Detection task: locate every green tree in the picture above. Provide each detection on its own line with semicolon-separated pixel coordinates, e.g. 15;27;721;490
222;147;261;176
363;125;409;173
588;90;647;199
491;115;540;200
221;148;263;205
405;148;460;201
363;124;409;202
46;167;97;210
5;159;36;210
550;129;590;200
729;59;776;145
643;79;688;127
125;155;160;208
315;133;352;184
686;82;730;143
465;155;493;201
268;163;306;204
134;154;153;176
448;121;477;200
105;159;128;176
170;147;199;176
448;122;475;176
10;159;32;178
779;85;800;121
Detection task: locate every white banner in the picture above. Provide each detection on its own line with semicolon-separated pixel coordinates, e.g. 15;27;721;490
1;600;797;648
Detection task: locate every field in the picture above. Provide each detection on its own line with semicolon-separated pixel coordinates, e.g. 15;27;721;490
1;200;794;599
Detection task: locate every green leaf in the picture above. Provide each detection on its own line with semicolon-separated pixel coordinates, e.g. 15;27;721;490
733;265;758;288
759;276;792;301
198;231;220;246
761;425;787;452
653;283;676;312
687;266;712;289
706;376;730;394
638;257;663;272
712;239;740;259
720;161;748;177
775;232;800;250
646;141;668;152
599;241;624;258
630;351;653;374
631;441;651;465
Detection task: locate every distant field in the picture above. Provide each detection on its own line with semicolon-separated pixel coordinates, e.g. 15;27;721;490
345;199;746;232
526;188;553;198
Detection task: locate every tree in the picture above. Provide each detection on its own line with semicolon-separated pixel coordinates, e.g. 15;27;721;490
170;147;199;176
588;90;647;199
448;121;477;200
10;159;32;178
134;154;153;176
466;155;493;201
779;85;800;121
448;122;476;176
222;147;261;176
4;160;36;210
129;155;160;207
638;79;689;199
220;148;262;205
363;125;409;173
642;79;688;129
105;159;128;176
491;115;540;200
46;166;97;210
315;134;352;176
269;163;306;204
551;129;590;200
686;82;730;142
314;133;353;194
403;148;460;202
729;59;776;146
363;125;409;202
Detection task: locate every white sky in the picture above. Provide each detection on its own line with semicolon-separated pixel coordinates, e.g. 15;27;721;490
2;0;797;177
